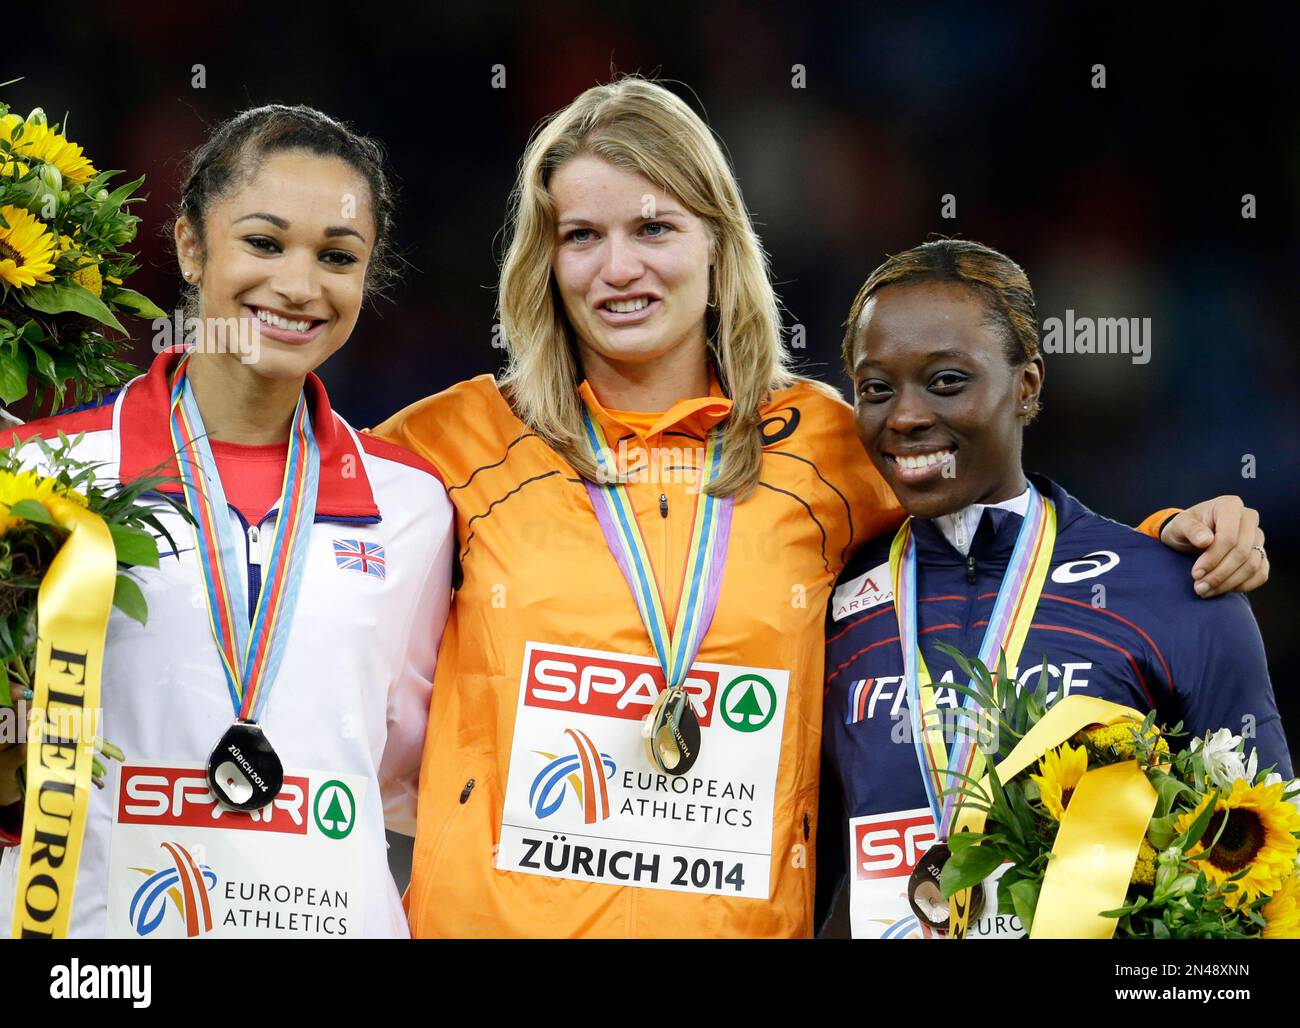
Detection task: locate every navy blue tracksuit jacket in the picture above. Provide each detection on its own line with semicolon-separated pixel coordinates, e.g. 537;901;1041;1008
818;474;1292;931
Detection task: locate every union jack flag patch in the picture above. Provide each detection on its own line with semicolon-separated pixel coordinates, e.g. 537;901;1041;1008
332;539;386;580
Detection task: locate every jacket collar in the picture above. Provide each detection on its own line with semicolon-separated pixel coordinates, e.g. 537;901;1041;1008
909;474;1084;564
577;373;733;442
117;348;380;519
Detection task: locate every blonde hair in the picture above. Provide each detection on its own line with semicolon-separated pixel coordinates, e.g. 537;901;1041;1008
498;76;803;499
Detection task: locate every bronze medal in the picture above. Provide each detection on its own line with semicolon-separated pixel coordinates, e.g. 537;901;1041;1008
907;842;984;933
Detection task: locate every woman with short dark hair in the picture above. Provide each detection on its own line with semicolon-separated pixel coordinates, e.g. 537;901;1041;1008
822;239;1288;939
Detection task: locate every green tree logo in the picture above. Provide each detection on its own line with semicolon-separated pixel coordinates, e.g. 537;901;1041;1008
720;675;777;732
314;779;356;840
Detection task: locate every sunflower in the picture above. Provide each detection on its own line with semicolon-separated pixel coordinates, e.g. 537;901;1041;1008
1263;874;1300;939
1173;780;1300;908
1030;742;1089;821
0;468;88;535
0;113;97;185
0;205;58;289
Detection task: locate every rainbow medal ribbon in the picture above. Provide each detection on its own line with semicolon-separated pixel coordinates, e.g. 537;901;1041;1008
169;355;320;811
581;406;733;776
888;482;1056;933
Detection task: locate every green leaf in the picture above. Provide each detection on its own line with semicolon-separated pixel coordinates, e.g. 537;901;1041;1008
107;287;167;319
23;338;56;384
1008;877;1040;932
6;498;54;524
112;574;148;626
944;830;988;853
935;642;984;692
1175;790;1220;849
91;175;144;226
940;843;1004;897
109;524;159;568
0;347;29;404
1147;816;1176;851
19;282;126;334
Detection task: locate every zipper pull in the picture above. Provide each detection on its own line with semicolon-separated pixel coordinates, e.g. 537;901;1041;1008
659;493;668;518
966;555;976;584
247;524;263;567
459;778;476;804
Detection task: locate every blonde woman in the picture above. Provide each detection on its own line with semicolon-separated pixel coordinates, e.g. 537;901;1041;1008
375;77;1266;938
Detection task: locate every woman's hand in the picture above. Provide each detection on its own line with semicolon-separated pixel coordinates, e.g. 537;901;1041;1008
1159;495;1268;597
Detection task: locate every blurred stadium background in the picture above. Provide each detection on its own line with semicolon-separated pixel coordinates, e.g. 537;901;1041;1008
16;2;1298;899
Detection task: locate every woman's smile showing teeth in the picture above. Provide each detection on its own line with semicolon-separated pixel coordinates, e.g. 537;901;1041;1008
596;294;659;324
885;448;956;483
244;304;327;344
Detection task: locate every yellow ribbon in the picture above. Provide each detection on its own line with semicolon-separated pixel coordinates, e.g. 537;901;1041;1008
11;495;115;938
948;694;1158;939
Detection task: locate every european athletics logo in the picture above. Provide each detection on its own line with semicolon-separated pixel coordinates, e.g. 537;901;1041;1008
128;842;218;938
529;728;616;824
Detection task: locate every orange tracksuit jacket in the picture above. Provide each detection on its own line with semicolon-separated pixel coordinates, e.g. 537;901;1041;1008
374;375;1173;937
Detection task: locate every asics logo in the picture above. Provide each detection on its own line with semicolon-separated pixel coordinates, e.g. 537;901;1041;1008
1051;550;1120;583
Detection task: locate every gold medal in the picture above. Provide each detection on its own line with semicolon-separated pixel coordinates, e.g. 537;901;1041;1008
642;686;701;776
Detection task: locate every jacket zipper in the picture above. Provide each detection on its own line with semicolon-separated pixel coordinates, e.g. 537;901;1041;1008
659;492;670;630
246;519;265;623
960;553;980;676
239;506;380;625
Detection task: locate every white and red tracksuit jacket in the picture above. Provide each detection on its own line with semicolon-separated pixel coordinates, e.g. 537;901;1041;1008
0;349;453;938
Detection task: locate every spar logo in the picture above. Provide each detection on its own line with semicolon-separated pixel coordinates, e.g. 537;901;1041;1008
719;675;777;732
313;780;356;840
118;765;309;834
128;842;217;938
529;728;616;824
522;643;718;725
853;810;939;881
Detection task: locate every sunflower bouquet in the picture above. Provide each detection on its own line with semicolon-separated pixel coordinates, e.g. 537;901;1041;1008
1;432;187;784
935;643;1300;939
0;83;166;419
